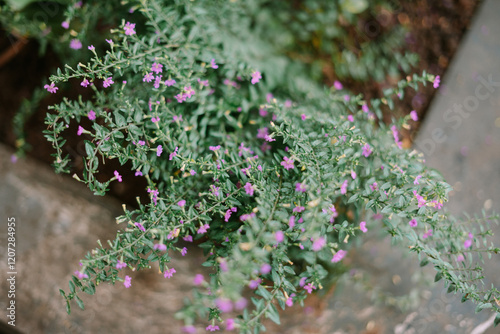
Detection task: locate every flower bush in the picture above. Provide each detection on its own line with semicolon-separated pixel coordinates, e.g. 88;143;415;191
7;0;500;332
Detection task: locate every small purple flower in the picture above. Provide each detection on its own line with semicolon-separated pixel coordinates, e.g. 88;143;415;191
311;237;326;251
209;145;221;151
154;75;162;89
351;170;357;179
210;185;220;197
206;324;220;332
193;274;204;285
362;143;372;157
103;77;114;88
281;156;294;170
182;326;196;334
295;182;307;193
164;268;176;278
169;146;179;160
178;199;186;207
124;22;136;36
116;260;127;269
190;169;196;175
183;235;193;242
414;175;422;185
123;275;132;288
44;83;58;94
248;278;261;289
143;72;154;82
359;221;368;233
106;39;114;46
81;78;90;87
70;39;82;50
134;222;146;231
151;116;160;123
293;206;305;213
288;215;296;228
299;277;307;287
409;219;418;227
362;104;369;113
275;230;285;243
433;75;440;89
165;78;176;86
264;134;275;142
304;283;316;294
340;180;348;194
257;127;268;139
156;145;163;157
86;110;96;121
331;250;347;263
226;318;235;330
154;243;167;251
422;229;433;239
348;115;354;122
114;170;122;182
464;239;472;249
215;298;233;313
244;182;254;196
62;21;70;29
251;71;261;84
410;110;418;121
260;263;271;275
333;80;343;90
210;58;218;69
301;114;307;121
456;254;465;262
88;45;95;51
74;270;89;279
197;223;210;234
151;62;163;74
147;188;158;204
234;297;247;310
77;125;85;136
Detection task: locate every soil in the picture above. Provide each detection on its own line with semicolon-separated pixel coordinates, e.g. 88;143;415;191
0;0;482;204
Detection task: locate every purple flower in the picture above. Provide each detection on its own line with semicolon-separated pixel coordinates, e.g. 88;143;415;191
156;145;163;157
410;110;418;121
114;170;122;182
165;78;176;86
154;75;162;89
351;171;357;179
409;219;418;227
281;156;295;170
234;297;247;310
70;39;82;50
286;297;293;307
151;62;163;74
288;215;296;228
224;207;237;222
153;243;167;251
299;277;307;287
164;267;176;278
210;185;220;197
340;180;348;194
105;39;114;46
61;21;70;29
183;235;193;242
331;250;347;263
178;199;186;207
143;72;154;82
169;146;179;160
295;182;307;193
362;104;369;113
334;80;343;90
348;115;354;122
260;263;271;275
422;229;433;239
77;125;85;136
244;182;254;196
275;231;284;243
414;175;422;185
456;254;465;262
210;58;218;69
226;318;235;330
151;116;160;123
74;270;89;279
251;71;261;84
198;78;209;86
304;283;316;294
193;274;204;285
248;278;261;289
323;205;338;223
433;75;440;89
293;206;305;213
215;298;233;313
124;22;136;36
181;246;188;257
206;324;220;332
301;114;307;121
464;239;472;249
81;78;90;87
116;260;127;269
134;222;146;231
209;145;221;151
103;77;114;88
257;127;268;139
359;221;368;233
311;237;326;251
182;326;196;334
123;275;132;288
88;45;95;51
362;143;372;157
44;83;58;94
413;190;426;207
197;223;210;234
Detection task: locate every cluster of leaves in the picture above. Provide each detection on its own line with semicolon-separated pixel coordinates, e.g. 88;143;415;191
11;0;500;332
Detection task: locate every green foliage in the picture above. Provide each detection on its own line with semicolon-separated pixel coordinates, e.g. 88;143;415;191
8;0;500;332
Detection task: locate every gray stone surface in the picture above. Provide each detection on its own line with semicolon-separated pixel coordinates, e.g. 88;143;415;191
0;145;210;334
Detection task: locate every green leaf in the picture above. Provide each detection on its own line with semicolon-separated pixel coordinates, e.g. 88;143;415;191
494;313;500;326
69;280;76;294
75;296;85;310
434;271;443;282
